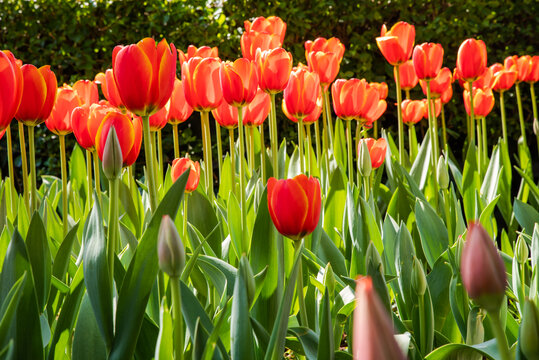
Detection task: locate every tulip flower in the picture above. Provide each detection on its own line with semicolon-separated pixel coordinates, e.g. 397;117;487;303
15;64;57;126
440;82;453;104
504;55;532;83
306;37;345;87
524;55;539;83
212;101;239;129
364;99;387;127
182;57;223;112
149;106;168;132
178;45;218;66
412;42;444;80
422;98;442;119
283;67;321;120
220;58;259;107
402;100;426;125
520;299;539;360
331;79;363;121
46;85;82;136
167;78;194;158
490;63;517;92
420;67;452;98
267;174;321;241
243;89;270;127
376;22;415;66
304;37;345;64
395;60;418;94
370;82;388;100
171;157;201;193
0;51;22;131
283;95;323;125
245;16;286;45
0;128;5;140
353;276;406;360
255;47;293;94
358;138;387;169
94;69;124;109
241;30;281;61
456;39;487;82
73;79;99;106
463;88;494;119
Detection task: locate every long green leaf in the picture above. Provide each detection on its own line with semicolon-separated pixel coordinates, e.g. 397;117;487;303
231;256;255;359
0;273;27;345
26;212;52;311
317;287;334;360
415;199;449;268
72;294;107;360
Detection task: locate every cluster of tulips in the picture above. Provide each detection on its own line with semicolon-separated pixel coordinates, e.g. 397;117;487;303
1;14;539;360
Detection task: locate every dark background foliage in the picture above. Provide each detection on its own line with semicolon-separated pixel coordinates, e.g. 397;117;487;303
1;0;538;185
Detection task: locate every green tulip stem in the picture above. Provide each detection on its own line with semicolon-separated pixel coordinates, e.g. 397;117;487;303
418;293;428;355
59;134;68;238
426;83;439;205
298;118;305;174
237;109;247;253
215;119;223;181
476;118;483;175
394;64;405;164
409;124;418;162
248;126;255;173
373;116;378;139
306;124;312;176
107;177;119;292
405;89;411;100
142;115;158;212
170;277;184;360
323;88;334;150
269;93;279;179
488;310;512;360
468;81;476;144
363;175;369;200
482;116;488;167
260;123;266;184
314;119;321;171
443;190;453;244
228;128;236;197
183;194;189;250
294;239;309;328
355;122;362;186
93;151;103;209
320;89;330;181
346;119;353;186
515;83;527;148
6;124;16;214
86;149;93;213
441;104;448;154
201;111;213;201
28;126;38;213
18;122;29;213
530;84;539;158
172;124;180;159
157;129;163;184
499;91;508;145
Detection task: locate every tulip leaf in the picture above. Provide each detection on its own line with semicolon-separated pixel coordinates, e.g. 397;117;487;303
333;118;346;171
72;294;107;360
395;223;415;320
513;199;539;236
317;287;334;360
480;145;501;204
462;142;480;221
227;191;242;257
424;339;500;359
288;327;318;360
0;272;27;345
415;199;448;268
410;131;432;190
324;166;346;247
25;212;52;311
231;256;255;360
187;189;221;257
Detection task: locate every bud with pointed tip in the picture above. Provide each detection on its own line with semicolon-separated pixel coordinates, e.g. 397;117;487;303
520;298;539;359
102;126;123;180
412;257;427;296
515;235;529;265
158;215;186;278
437;155;449;190
358;140;372;177
323;263;335;300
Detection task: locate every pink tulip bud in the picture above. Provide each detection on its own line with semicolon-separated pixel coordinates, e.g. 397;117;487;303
157;215;185;278
102;126;123;180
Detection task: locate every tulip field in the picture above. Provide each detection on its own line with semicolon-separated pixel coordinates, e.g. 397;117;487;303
2;14;539;360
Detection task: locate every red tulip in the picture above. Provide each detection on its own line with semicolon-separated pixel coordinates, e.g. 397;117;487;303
220;58;259;107
94;69;124;109
45;85;82;135
0;51;23;131
420;67;452;98
15;64;57;126
283;67;321;119
456;38;487;82
412;42;444;80
112;38;176;116
364;100;387;128
370;82;388;100
178;45;218;66
283;94;323;124
73;79;99;106
376;22;415;66
524;56;539;83
95;110;142;167
490;63;517;92
243;89;270;127
332;79;363;121
461;222;507;312
171;157;201;193
505;55;532;83
463;88;495;118
357;138;387;169
149;106;168;131
305;37;345;88
255;47;293;94
357;81;382;123
72;102;115;151
395;60;418;91
440;82;453;104
401;99;426;125
245;16;286;45
267;174;321;241
182;57;223;112
422;98;442;119
353;276;406;360
241;30;281;61
167;78;194;125
212;101;239;129
304;37;345;64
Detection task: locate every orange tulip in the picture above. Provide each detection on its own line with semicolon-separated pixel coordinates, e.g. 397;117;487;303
182;57;223;111
212;101;239;129
490;63;517;92
304;37;345;64
420;67;452;98
15;64;57;126
267;174;321;241
357;138;387;169
149;106;168;131
112;38;176;116
461;222;507;312
95;110;142;167
364;100;387;128
401;99;426;125
440;82;453;104
220;58;259;107
504;55;532;83
45;85;82;135
283;67;321;119
376;22;415;66
395;60;418;91
0;51;23;131
412;42;444;80
243;89;270;127
357;80;381;123
0;128;5;141
167;78;194;125
245;16;286;45
332;79;363;121
94;69;124;109
73;79;99;106
524;56;539;83
456;38;487;82
171;157;201;193
463;88;495;118
72;102;115;151
283;94;323;124
255;47;293;93
305;37;345;87
178;45;218;66
422;98;442;119
353;276;406;360
370;82;388;100
241;30;281;61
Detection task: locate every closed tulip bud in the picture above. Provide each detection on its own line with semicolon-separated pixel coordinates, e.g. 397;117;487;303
370;82;388;100
411;257;427;297
323;263;336;300
515;235;528;265
157;215;185;278
239;255;256;306
358;140;372;177
437;155;449;190
102;126;123;180
461;223;507;312
520;298;539;359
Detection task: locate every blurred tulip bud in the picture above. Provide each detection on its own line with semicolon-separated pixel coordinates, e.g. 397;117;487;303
411;257;427;297
437;155;449;190
239;255;255;307
102;126;123;180
465;307;485;347
515;235;529;265
520;298;539;359
323;263;335;300
157;215;186;278
358;140;372;177
533;117;539;136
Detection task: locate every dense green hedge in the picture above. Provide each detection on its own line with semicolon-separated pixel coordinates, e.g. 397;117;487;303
1;0;538;183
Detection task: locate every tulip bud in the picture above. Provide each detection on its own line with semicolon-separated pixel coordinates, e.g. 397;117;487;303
533;118;539;136
102;126;123;180
411;257;427;297
323;263;335;300
437;155;449;190
239;255;255;307
520;298;539;359
157;215;186;278
358;140;372;177
515;235;529;265
461;223;507;312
